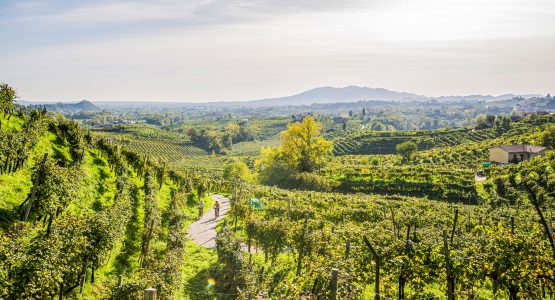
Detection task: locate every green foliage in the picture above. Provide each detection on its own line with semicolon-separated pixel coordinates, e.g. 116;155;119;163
280;116;333;173
187;127;229;154
215;227;246;297
540;125;555;148
0;83;16;118
0;109;49;174
257;117;333;190
227;185;555;299
396;141;418;161
223;159;253;183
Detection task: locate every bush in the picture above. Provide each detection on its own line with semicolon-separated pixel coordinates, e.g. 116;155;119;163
291;172;333;192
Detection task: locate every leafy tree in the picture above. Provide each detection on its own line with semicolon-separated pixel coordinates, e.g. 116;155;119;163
256;146;296;187
256;117;332;190
396;141;417;161
0;83;16;119
187;127;226;153
223;159;252;182
475;114;488;129
540;125;555;148
222;132;233;149
280;116;333;173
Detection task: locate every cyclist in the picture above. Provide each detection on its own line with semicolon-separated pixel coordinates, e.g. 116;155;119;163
198;200;204;220
214;200;220;219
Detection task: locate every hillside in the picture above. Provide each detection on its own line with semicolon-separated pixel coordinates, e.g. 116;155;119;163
1;102;554;299
0;110;224;299
329;115;555;156
25;100;100;112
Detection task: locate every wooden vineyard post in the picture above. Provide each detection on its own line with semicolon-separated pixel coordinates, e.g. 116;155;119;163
549;210;553;235
257;265;265;291
311;277;320;296
329;268;339;300
296;215;308;276
287;198;291;220
144;288;156;300
363;236;381;300
479;216;483;226
466;212;471;232
118;275;123;287
398;225;411;300
443;229;455;300
232;181;236;201
23;153;48;221
345;238;351;259
450;208;459;244
511;216;515;235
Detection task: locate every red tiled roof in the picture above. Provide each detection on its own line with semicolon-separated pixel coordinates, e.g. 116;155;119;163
494;144;547;153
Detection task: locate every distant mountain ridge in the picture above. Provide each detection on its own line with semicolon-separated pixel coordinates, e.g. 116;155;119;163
22;100;100;112
247;86;542;106
18;86;543;108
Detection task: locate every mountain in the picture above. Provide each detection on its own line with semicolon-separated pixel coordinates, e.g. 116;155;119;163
248;86;427;106
20;87;544;109
244;86;542;106
25;100;100;112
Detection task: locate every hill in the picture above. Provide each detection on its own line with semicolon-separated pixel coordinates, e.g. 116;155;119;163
33;87;543;110
25;100;100;112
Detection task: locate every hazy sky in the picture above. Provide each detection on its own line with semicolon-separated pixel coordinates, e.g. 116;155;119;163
1;0;554;101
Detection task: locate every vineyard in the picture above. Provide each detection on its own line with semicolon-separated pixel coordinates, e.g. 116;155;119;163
93;129;208;163
230;137;280;156
0;109;230;299
215;181;555;299
169;155;228;177
2;96;555;299
326;156;479;203
329;115;555;156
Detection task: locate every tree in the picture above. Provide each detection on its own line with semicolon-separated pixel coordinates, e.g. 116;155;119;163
474;114;489;129
540;125;555;148
362;107;366;117
396;141;417;161
280;116;333;173
0;83;16;119
342;121;347;131
223;159;252;183
222;133;233;149
256;117;333;189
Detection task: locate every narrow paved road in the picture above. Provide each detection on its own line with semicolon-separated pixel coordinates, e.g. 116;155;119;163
187;194;231;249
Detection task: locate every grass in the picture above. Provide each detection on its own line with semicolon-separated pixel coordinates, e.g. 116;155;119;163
0;113;24;132
180;241;219;300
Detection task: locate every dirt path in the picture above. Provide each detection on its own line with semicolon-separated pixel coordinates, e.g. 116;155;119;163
187;194;230;249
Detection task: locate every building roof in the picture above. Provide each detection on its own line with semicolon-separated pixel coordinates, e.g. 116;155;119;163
492;144;547;153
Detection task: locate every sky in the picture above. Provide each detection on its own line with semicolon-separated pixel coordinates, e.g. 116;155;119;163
1;0;554;102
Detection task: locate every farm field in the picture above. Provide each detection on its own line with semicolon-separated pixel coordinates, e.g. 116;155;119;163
1;101;554;299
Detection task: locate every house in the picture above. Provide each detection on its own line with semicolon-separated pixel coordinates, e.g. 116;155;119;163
510;115;521;122
333;116;350;123
238;119;249;126
292;114;311;122
489;144;547;164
